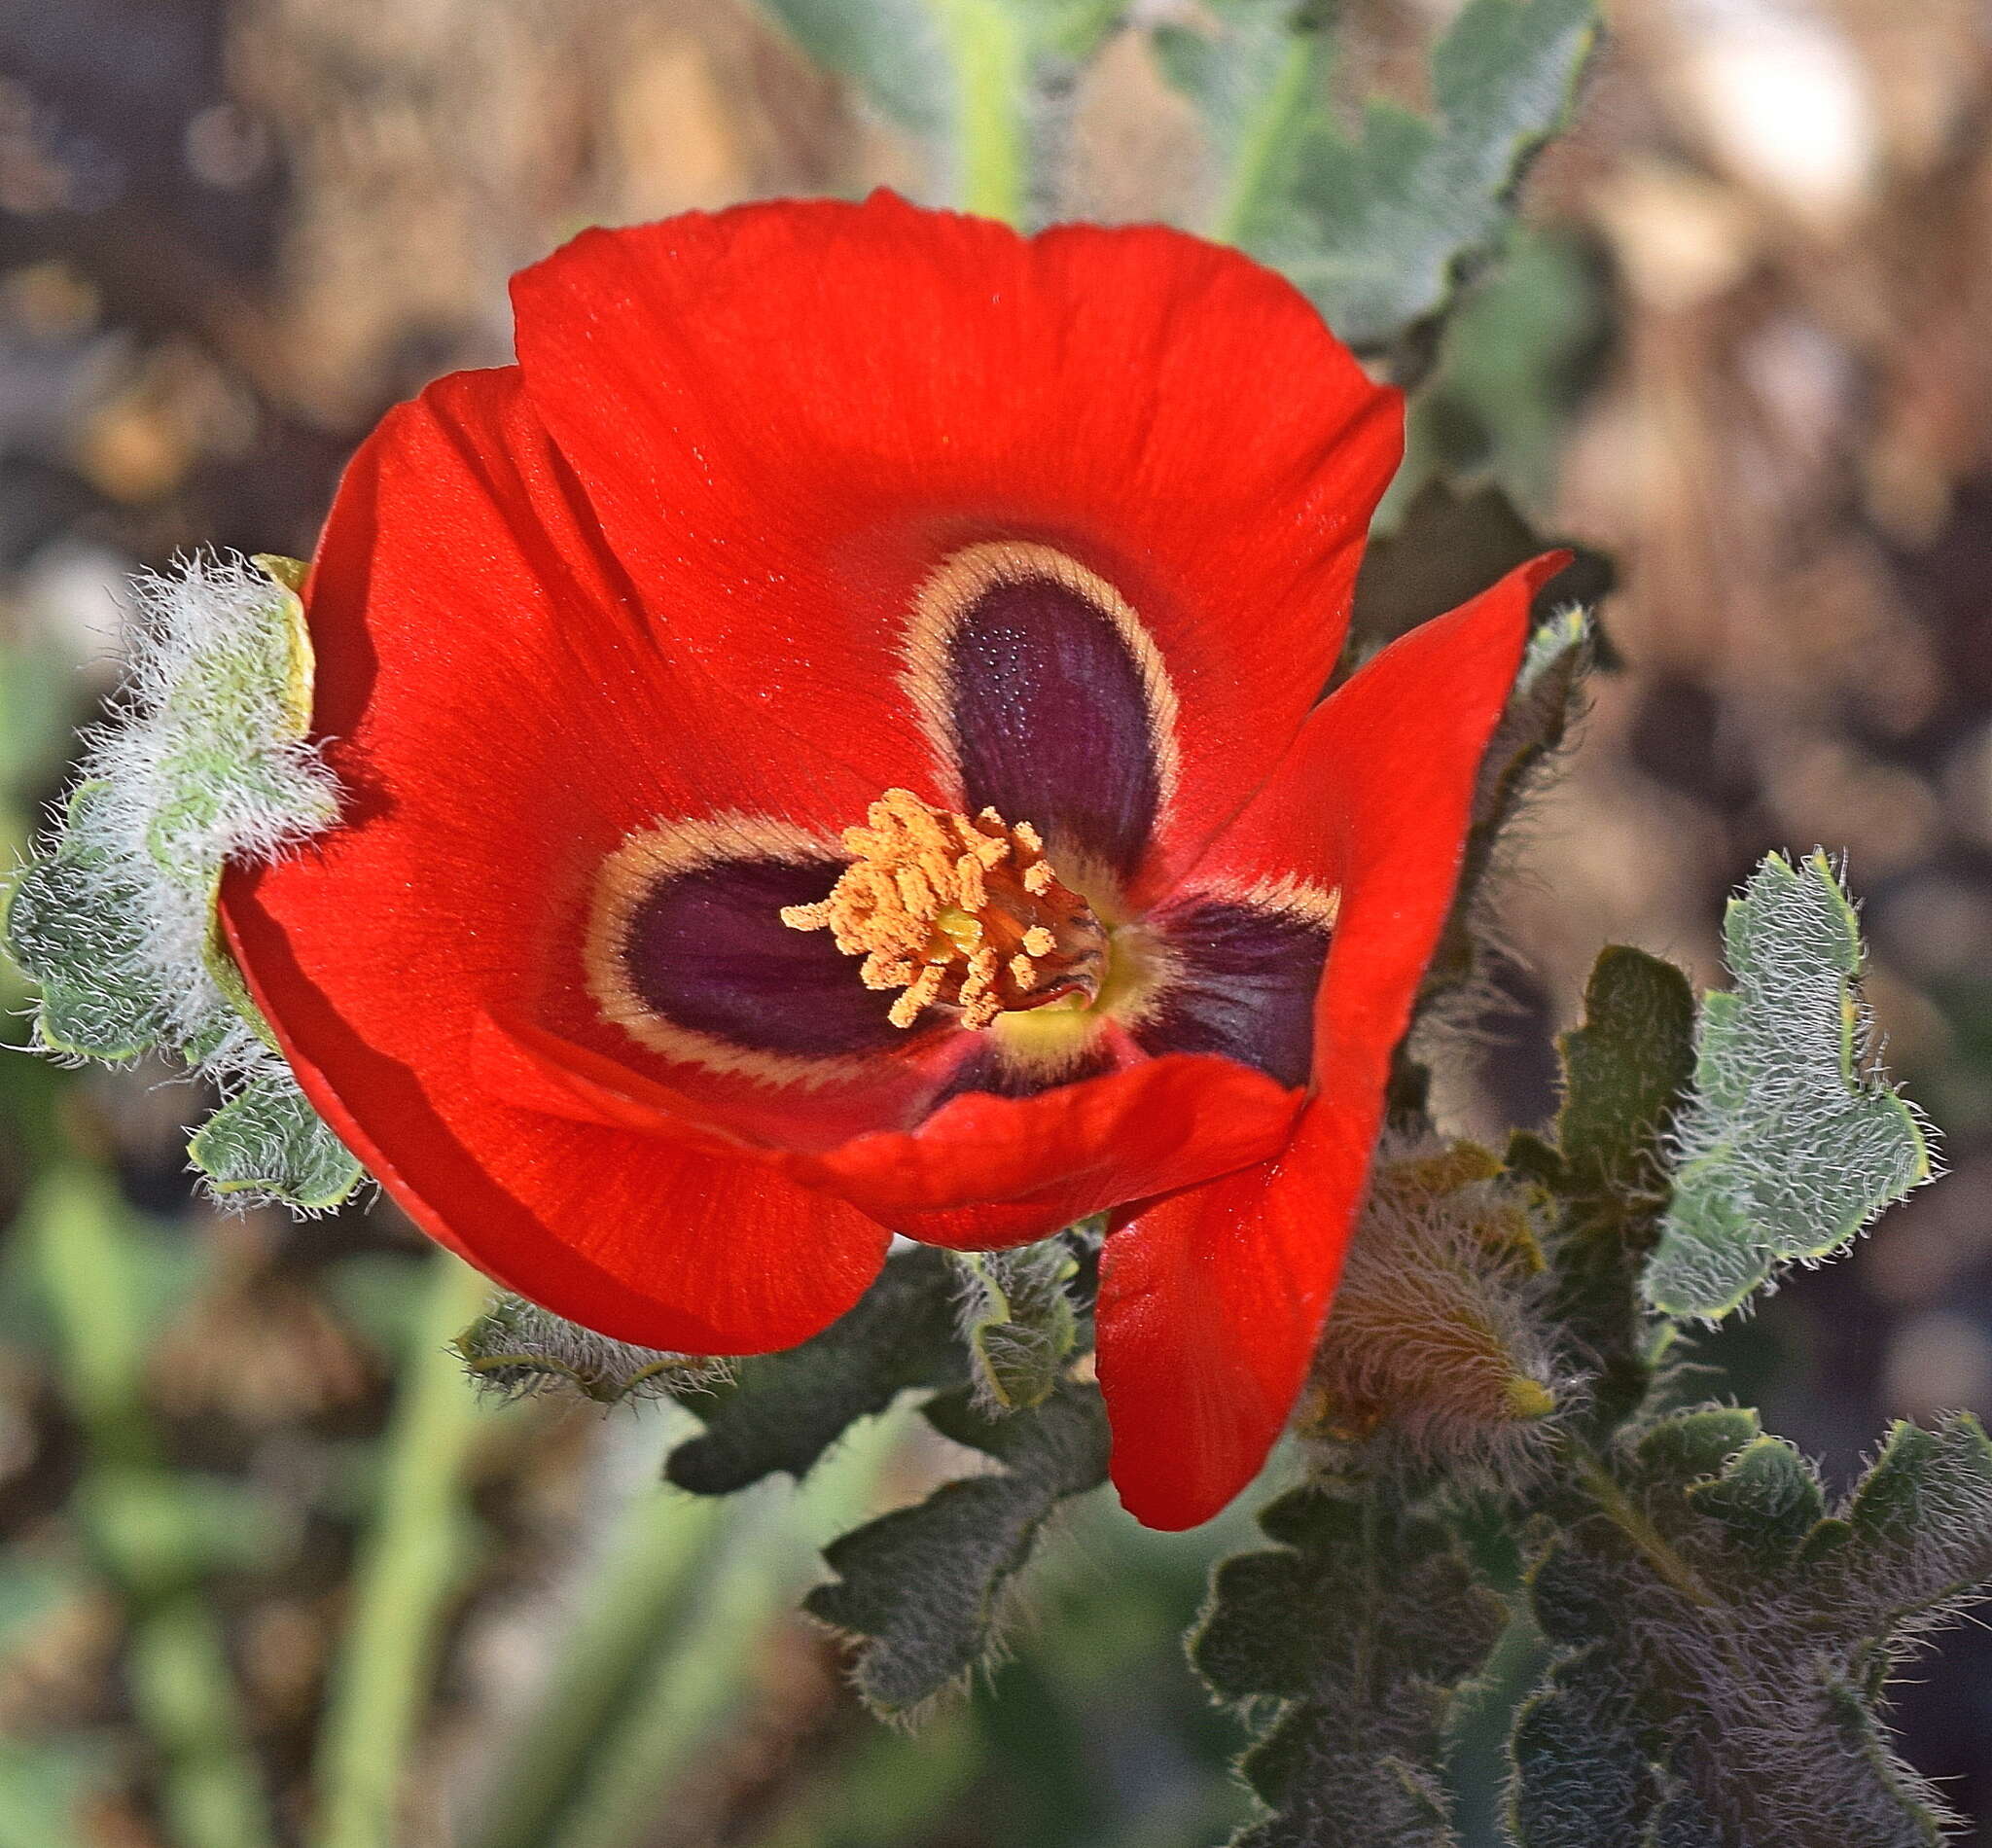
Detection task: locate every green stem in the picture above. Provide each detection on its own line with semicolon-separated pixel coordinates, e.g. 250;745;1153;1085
544;1414;903;1848
1210;34;1316;248
308;1250;493;1848
934;0;1030;224
25;1166;277;1848
468;1456;727;1848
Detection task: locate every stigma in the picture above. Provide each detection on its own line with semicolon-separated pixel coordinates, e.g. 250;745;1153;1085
780;789;1107;1031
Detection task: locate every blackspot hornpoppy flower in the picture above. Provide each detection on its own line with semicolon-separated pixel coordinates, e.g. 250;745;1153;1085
220;191;1566;1531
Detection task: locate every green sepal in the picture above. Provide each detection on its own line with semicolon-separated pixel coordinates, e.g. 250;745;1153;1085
803;1379;1110;1716
1647;851;1935;1320
3;784;167;1062
1419;609;1591;1018
187;1072;363;1211
664;1247;968;1496
452;1294;729;1404
952;1239;1081;1412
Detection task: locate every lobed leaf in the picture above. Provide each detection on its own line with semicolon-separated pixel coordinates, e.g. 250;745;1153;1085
1507;1645;1654;1848
804;1379;1109;1715
1646;851;1935;1321
754;0;1115;221
187;1070;363;1212
664;1247;968;1496
1157;0;1599;355
1512;944;1695;1434
1192;1485;1504;1847
5;784;168;1062
1508;1408;1992;1846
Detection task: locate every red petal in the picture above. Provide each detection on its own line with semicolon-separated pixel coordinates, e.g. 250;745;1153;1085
779;1053;1302;1247
1097;554;1568;1528
477;1015;1299;1252
510;193;1401;894
222;366;891;1351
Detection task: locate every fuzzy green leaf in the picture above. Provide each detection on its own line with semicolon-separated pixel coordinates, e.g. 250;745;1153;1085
1159;0;1598;353
758;0;955;141
1647;851;1935;1320
1279;0;1597;351
1509;1409;1992;1846
665;1247;967;1496
1518;945;1695;1432
1554;947;1698;1200
4;785;167;1061
187;1071;363;1210
1507;1645;1654;1848
453;1294;730;1405
1192;1486;1504;1847
804;1379;1109;1714
1683;1435;1825;1570
1153;0;1320;248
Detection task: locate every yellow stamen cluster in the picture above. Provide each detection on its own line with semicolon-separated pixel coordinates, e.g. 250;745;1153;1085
780;788;1106;1031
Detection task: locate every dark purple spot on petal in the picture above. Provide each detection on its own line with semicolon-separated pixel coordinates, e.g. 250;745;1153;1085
1133;900;1332;1089
947;576;1161;880
929;1037;1117;1105
622;857;908;1058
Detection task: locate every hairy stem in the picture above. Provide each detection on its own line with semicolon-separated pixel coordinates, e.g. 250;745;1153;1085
308;1251;493;1848
26;1165;277;1848
1210;34;1317;248
935;0;1030;224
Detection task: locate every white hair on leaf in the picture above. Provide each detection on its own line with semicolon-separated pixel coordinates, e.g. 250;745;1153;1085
14;551;354;1208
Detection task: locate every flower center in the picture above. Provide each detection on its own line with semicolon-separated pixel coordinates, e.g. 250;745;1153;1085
779;788;1108;1031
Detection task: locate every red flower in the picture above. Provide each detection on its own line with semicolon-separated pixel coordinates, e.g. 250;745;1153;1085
221;192;1565;1530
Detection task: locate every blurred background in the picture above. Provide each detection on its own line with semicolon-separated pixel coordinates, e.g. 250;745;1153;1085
0;0;1989;1842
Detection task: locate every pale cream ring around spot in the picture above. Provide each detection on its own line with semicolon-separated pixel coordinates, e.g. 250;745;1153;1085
901;540;1184;827
585;810;884;1089
1213;874;1343;934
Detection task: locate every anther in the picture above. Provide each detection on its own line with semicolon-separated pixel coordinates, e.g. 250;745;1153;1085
781;788;1108;1032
